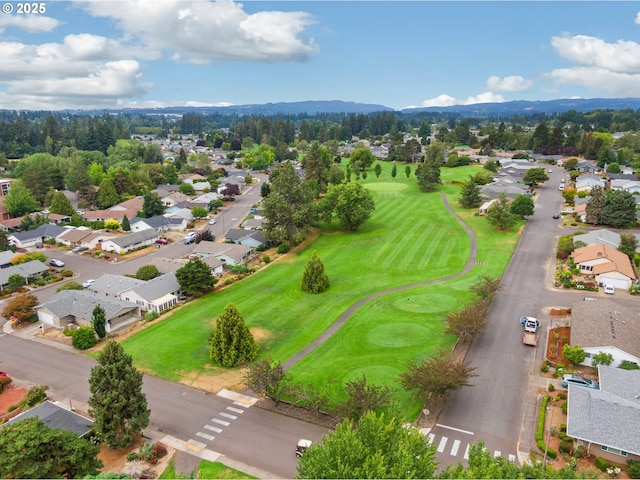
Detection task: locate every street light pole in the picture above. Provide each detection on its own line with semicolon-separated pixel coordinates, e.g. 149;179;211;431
543;405;555;468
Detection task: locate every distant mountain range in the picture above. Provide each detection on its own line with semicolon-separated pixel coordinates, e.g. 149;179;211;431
11;97;640;117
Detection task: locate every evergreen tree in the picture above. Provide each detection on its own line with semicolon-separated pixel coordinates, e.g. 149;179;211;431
458;180;482;208
391;163;397;178
121;214;131;231
97;178;119;208
88;341;150;448
92;304;106;339
486;193;517;230
0;418;102;479
49;191;76;216
142;191;164;217
374;163;382;178
585;186;606;225
405;165;411;178
209;303;259;367
619;233;638;260
175;258;216;297
301;251;330;294
601;189;637;228
302;143;331;194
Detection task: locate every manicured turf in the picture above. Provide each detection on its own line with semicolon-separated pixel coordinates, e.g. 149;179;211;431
121;161;521;418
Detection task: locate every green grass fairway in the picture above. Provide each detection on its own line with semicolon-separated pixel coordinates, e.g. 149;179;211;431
121;161;521;418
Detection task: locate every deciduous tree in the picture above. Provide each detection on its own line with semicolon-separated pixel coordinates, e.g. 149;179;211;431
510;194;535;218
562;344;586;366
297;411;437;479
400;349;477;400
522;168;549;186
445;299;489;344
243;355;290;405
142;191;164;217
191;205;208;219
619;233;638;259
320;181;375;231
0;418;102;479
486;193;517;230
4;179;38;216
89;341;150;448
339;374;391;421
175;258;216;297
349;147;375;172
301;251;330;294
136;264;160;281
2;293;38;324
469;276;503;299
209;303;259;367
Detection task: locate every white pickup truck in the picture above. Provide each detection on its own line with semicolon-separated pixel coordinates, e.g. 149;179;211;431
520;316;540;346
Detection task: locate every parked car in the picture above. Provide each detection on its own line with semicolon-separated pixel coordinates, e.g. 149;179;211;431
604;284;615;295
520;316;540;332
155;238;168;245
82;279;96;288
72;246;89;253
561;374;599;389
553;213;560;219
184;232;197;244
208;218;217;225
296;439;312;458
548;169;553;173
558;184;565;191
49;259;65;268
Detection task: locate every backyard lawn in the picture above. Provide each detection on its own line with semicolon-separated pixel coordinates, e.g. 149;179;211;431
120;162;521;419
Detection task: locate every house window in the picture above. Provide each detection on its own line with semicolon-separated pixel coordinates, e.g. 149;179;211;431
584;352;591;358
601;445;628;457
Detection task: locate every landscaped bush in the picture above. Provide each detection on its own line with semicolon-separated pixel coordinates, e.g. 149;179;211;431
541;360;549;373
60;269;73;277
561;400;568;414
627;459;640;478
277;243;290;254
595;456;611;472
71;326;97;350
536;395;557;459
559;441;572;454
0;374;12;387
21;384;48;408
144;311;159;322
262;254;271;264
548;383;555;392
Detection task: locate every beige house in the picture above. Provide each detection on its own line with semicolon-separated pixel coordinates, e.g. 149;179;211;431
570;243;636;290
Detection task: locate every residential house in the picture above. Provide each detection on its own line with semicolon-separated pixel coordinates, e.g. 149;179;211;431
0;260;48;290
153;184;180;197
571;244;636;290
478;199;499;216
164;207;193;222
566;365;640;462
161;192;191;208
7;224;69;249
0;198;10;221
0;178;14;197
82;197;144;223
479;182;529;200
191;240;251;266
575;174;606;193
147;257;188;274
129;215;187;233
573;229;621;249
575;159;599;173
241;218;264;230
570;298;640;368
119;272;181;313
100;229;159;254
200;255;225;277
57;228;116;249
108;197;144;218
193;192;222;205
2;400;94;437
35;289;141;333
0;250;15;268
179;173;207;184
224;228;267;248
87;274;146;297
610;178;640;194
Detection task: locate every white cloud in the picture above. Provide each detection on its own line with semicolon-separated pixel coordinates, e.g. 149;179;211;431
549;67;640;97
0;15;59;33
74;0;317;64
635;12;640;24
551;34;640;73
486;75;532;93
420;92;504;107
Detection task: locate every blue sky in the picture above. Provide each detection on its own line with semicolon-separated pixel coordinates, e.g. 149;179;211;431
1;1;639;111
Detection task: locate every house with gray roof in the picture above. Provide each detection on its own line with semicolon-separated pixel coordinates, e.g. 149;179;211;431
191;240;251;266
570;298;640;368
575;159;599;173
2;400;94;437
0;250;16;268
573;229;621;250
129;215;187;233
100;229;158;253
0;260;48;290
88;274;146;297
200;255;225;277
120;272;181;313
8;224;69;249
566;365;640;462
224;228;267;248
575;173;606;193
35;289;141;333
480;181;529;200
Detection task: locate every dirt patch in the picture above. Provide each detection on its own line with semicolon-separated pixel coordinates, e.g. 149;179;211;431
0;384;28;416
180;367;247;393
97;437;175;478
546;326;571;365
255;398;341;430
250;327;270;342
40;328;74;347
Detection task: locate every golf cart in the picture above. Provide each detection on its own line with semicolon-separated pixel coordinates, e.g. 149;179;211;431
296;439;312;458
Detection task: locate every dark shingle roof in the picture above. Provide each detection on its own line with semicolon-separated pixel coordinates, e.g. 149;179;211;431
2;400;93;437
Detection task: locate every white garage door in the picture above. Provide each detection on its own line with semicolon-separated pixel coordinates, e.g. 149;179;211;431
37;311;54;326
599;276;629;290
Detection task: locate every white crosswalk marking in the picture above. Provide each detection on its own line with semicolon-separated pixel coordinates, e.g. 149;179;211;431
196;431;214;441
204;425;222;433
219;412;237;420
427;433;435;445
437;436;448;453
226;406;244;414
494;450;501;458
450;439;461;456
463;443;470;460
212;418;230;426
